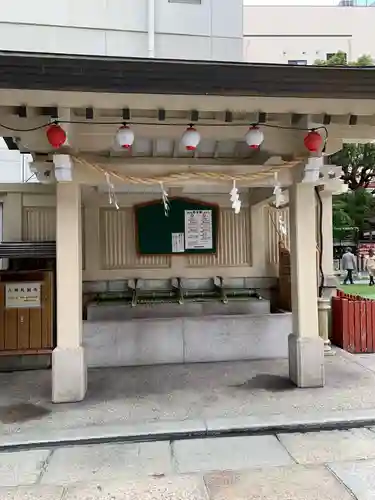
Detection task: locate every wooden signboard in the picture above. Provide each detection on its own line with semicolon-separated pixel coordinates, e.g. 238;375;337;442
134;197;219;255
0;270;54;355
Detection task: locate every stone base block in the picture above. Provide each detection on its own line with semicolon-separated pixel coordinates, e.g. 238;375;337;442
0;354;51;372
84;313;292;367
288;334;324;388
52;346;87;403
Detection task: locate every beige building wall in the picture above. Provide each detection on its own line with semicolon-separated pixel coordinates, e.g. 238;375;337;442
244;6;375;64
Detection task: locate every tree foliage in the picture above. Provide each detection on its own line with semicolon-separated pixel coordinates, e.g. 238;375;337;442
315;52;375;190
330;143;375;191
354;54;374;67
314;51;373;66
323;52;375;237
333;189;375;240
332;208;356;242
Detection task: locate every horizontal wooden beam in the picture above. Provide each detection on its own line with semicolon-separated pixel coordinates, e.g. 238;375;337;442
0;183;55;193
2;89;375;116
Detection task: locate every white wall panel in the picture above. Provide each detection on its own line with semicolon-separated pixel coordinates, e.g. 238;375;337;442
266;206;290;266
106;31;148;58
155;0;210;36
187;208;251;267
0;23;106;56
0;0;146;30
105;0;148;31
100;208;170;269
212;37;243;62
22;207;56;241
155;34;211;60
212;0;242;38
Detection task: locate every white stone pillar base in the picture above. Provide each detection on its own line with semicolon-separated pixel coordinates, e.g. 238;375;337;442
324;340;335;356
52;346;87;403
288;334;325;388
318;297;335;357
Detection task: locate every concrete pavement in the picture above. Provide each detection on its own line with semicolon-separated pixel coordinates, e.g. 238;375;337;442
4;349;375;448
4;428;375;498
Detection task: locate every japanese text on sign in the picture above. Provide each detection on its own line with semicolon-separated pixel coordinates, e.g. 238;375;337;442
172;233;185;253
184;210;213;250
5;282;41;309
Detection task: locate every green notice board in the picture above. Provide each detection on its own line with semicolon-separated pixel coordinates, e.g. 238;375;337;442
134;197;218;255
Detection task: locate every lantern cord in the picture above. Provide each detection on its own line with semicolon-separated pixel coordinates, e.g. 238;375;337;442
25;173;36;183
0;119;329;135
0;122;52;132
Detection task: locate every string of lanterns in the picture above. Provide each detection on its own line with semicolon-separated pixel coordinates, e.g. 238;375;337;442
44;121;325;153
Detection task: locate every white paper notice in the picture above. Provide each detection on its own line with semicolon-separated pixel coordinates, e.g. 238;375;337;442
172;233;185;253
185;210;213;250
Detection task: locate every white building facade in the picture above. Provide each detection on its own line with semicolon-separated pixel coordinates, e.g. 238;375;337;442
244;4;375;65
0;0;243;61
0;140;33;184
0;0;243;183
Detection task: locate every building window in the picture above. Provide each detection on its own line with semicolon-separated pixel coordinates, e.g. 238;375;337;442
288;60;307;65
168;0;201;3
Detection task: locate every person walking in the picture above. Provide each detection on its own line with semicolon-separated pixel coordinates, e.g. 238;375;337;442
366;248;375;286
341;247;357;285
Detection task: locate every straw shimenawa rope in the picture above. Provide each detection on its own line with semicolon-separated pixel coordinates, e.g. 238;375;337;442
73;156;302;185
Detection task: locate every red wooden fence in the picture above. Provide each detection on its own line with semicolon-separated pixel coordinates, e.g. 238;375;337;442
332;290;375;353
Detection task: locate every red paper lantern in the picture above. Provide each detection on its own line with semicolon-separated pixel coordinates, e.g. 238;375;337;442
46;124;67;149
304;130;323;153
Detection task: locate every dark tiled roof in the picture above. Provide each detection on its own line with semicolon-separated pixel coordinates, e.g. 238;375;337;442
0;51;374;98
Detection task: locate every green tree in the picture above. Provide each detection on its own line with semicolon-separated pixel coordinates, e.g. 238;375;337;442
316;53;375;190
314;51;373;66
352;54;374;67
332;207;356;241
322;52;375;237
333;189;375;240
329;143;375;191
